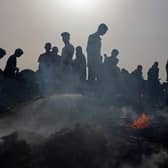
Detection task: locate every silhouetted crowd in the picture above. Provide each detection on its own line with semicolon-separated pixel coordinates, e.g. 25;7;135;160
1;24;168;110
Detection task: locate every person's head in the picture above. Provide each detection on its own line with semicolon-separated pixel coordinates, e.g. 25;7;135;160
137;65;143;71
52;46;58;54
121;68;129;75
111;49;119;57
61;32;70;44
45;42;52;52
154;61;159;67
76;46;82;54
76;46;83;59
97;23;108;36
14;48;24;57
0;48;6;59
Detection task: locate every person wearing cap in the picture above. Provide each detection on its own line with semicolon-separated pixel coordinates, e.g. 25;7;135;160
87;23;108;81
61;32;74;71
4;48;23;78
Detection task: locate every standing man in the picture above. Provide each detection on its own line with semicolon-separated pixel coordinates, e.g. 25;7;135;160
0;48;6;80
166;60;168;82
52;46;61;67
0;48;6;73
87;23;108;81
73;46;87;81
61;32;74;72
37;42;54;93
0;48;6;60
147;62;160;104
38;42;53;74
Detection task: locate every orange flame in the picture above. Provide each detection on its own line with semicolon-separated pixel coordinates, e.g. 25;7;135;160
132;113;149;129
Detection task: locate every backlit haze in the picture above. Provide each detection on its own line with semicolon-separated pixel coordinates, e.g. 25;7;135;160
0;0;168;81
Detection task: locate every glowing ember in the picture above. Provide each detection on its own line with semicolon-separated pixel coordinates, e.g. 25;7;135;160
132;113;149;129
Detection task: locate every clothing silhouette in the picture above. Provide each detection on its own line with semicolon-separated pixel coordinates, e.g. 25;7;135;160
166;60;168;82
4;48;23;78
87;24;108;81
147;62;160;103
38;42;53;73
73;46;86;81
61;32;74;70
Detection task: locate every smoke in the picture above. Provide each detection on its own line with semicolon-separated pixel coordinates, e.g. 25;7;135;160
0;93;168;145
0;95;168;168
122;150;168;168
0;94;136;139
141;151;168;168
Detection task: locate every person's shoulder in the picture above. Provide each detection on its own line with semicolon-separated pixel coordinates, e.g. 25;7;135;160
131;69;136;75
108;56;113;61
68;44;75;51
69;43;74;48
8;55;15;61
89;33;94;37
39;53;45;58
89;33;97;39
38;53;46;61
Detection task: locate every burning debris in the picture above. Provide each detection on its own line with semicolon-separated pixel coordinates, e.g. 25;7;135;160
132;113;150;129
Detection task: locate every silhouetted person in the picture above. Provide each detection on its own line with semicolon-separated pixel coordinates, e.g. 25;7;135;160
38;43;57;94
87;23;108;81
4;48;23;78
120;68;131;95
147;62;160;104
0;48;6;60
52;46;61;66
131;65;145;100
73;46;86;81
61;32;74;71
166;60;168;82
148;62;159;82
104;49;119;67
103;49;120;81
132;65;144;81
102;49;121;97
50;46;62;80
0;48;6;76
38;42;53;73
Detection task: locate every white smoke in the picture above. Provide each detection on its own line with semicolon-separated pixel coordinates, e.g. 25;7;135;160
0;94;136;139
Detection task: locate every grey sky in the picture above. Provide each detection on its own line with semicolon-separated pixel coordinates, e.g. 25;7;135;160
0;0;168;81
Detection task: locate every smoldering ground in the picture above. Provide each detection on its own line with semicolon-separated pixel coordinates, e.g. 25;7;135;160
0;93;123;138
0;93;168;140
0;94;168;168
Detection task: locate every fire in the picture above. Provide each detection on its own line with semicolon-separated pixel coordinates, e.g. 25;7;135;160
132;113;149;129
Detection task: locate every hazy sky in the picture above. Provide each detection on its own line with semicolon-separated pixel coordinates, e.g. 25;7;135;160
0;0;168;81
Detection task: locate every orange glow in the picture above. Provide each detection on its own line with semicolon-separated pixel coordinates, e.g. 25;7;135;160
132;113;149;129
